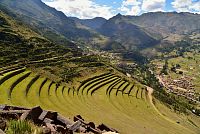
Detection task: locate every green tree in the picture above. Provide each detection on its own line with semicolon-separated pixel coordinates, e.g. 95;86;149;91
160;60;168;75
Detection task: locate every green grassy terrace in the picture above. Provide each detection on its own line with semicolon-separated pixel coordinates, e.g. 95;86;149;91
0;66;200;134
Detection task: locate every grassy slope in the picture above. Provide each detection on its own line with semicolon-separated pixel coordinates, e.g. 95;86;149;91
0;69;200;134
0;10;76;67
0;10;42;39
155;100;200;134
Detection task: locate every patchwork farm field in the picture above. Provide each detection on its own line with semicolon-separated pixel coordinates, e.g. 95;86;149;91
0;66;200;134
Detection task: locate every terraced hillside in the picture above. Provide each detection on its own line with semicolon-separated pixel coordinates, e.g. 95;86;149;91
0;10;80;67
0;66;200;134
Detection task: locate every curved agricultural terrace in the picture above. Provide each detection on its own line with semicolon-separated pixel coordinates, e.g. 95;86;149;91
0;66;199;134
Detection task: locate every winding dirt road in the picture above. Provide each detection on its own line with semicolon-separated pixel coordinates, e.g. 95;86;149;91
146;86;195;133
146;86;179;123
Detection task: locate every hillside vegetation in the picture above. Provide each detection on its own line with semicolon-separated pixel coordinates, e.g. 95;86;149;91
1;66;200;134
0;0;106;48
1;0;200;52
0;1;200;134
0;10;80;67
73;12;200;51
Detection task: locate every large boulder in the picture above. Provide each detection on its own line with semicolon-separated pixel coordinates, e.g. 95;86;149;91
88;122;95;129
74;115;84;122
56;114;72;127
45;111;58;121
38;111;48;121
20;106;43;124
38;110;58;126
68;120;82;132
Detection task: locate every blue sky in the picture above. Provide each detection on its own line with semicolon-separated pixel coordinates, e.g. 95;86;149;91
42;0;200;19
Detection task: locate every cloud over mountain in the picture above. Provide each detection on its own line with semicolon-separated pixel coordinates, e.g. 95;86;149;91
172;0;200;13
42;0;114;19
42;0;200;18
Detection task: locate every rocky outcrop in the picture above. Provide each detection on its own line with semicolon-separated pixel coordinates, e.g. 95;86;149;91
0;105;118;134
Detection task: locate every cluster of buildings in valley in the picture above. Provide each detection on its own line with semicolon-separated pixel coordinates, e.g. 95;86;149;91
159;75;200;103
83;48;122;62
116;62;137;72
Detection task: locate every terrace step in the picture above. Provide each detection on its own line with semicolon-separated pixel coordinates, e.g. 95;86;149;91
0;68;26;85
55;86;73;110
25;75;40;96
48;84;69;113
116;82;129;96
106;79;122;95
77;73;113;94
123;83;134;95
86;76;119;95
0;66;24;75
39;78;48;96
80;75;116;95
8;72;31;99
11;73;39;106
39;80;56;110
90;77;120;96
27;77;47;106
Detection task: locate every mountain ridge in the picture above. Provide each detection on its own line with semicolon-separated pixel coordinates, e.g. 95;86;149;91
0;0;200;52
70;17;107;30
0;0;104;47
71;11;200;51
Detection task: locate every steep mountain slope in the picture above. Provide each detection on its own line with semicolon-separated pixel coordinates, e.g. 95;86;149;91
71;17;107;30
0;10;79;66
2;0;199;52
0;0;103;45
98;14;159;50
128;12;200;36
76;12;200;51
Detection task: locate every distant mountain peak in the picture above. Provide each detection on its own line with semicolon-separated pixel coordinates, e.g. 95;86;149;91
93;17;107;20
70;16;107;30
115;13;123;18
110;13;124;21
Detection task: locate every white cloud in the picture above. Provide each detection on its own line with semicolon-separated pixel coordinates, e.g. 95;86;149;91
120;0;142;15
42;0;200;19
142;0;165;12
171;0;200;13
122;0;142;6
121;0;199;16
120;0;165;15
42;0;114;19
